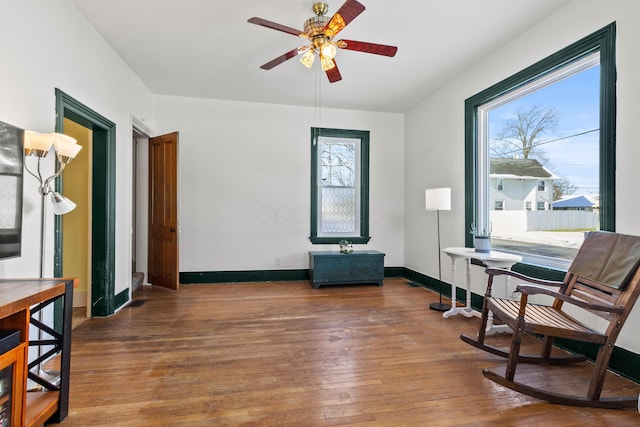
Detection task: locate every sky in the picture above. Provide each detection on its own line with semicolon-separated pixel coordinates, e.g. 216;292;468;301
488;65;600;195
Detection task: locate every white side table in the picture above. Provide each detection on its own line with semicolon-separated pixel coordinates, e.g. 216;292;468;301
442;247;522;334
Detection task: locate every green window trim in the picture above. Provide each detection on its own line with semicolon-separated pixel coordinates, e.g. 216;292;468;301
464;22;616;276
310;127;371;244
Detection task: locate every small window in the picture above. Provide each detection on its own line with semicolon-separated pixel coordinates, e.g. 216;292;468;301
497;179;504;191
537;180;546;191
494;200;504;211
310;127;370;244
537;201;546;211
525;201;532;211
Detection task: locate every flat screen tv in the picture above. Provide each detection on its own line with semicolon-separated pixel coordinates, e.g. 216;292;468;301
0;120;24;259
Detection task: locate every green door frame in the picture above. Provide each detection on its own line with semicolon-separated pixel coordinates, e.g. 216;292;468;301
54;88;117;317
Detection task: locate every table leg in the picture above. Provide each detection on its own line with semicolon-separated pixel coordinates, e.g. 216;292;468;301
460;258;477;317
442;257;457;318
465;258;473;312
443;257;478;318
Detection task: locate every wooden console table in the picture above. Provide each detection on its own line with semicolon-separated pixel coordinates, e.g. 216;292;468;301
0;278;75;426
309;251;385;288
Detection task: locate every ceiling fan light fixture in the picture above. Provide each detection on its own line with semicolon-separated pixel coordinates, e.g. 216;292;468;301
249;0;396;83
300;49;315;68
320;42;337;60
321;56;335;71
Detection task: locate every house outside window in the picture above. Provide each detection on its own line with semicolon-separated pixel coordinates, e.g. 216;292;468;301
489;159;556;212
465;23;616;272
310;127;370;244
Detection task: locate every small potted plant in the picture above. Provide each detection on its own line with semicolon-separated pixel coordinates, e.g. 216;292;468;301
339;239;353;254
470;223;492;253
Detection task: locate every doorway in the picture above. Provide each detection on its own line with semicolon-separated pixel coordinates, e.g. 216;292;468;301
131;126;180;292
54;89;118;317
60;119;91;316
132;125;150;293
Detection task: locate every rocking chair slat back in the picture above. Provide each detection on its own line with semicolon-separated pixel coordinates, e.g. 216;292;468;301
568;231;640;289
562;279;622;320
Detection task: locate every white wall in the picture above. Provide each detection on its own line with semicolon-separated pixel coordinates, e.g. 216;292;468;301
153;95;405;272
405;0;640;353
0;0;153;300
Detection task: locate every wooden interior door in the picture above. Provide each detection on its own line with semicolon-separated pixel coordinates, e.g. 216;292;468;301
148;132;179;290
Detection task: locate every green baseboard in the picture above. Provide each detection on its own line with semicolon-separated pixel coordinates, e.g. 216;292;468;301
180;269;309;284
180;267;405;284
384;266;405;277
114;288;129;311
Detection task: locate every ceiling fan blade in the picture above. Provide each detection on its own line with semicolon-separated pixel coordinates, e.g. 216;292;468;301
325;60;342;83
324;0;366;38
247;17;307;38
336;39;398;57
260;47;304;70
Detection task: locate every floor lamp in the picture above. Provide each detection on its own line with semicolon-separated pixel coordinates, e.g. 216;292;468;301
23;130;81;388
24;131;81;277
425;187;451;312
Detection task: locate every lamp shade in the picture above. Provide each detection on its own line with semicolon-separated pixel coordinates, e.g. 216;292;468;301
52;133;82;164
425;187;451;211
300;49;315;68
321;42;337;60
24;131;55;157
51;192;77;215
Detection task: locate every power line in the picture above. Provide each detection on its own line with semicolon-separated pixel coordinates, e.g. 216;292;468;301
492;128;599;157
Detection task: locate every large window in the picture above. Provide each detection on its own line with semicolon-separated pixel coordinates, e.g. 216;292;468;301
465;23;616;271
310;127;370;244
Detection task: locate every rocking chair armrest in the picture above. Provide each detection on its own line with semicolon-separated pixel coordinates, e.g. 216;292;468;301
517;284;623;314
484;268;565;287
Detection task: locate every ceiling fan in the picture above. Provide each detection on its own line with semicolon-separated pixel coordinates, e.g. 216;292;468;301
248;0;398;83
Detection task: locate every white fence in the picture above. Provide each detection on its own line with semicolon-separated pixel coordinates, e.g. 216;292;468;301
491;210;599;235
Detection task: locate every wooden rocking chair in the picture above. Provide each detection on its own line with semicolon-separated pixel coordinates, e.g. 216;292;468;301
460;231;640;408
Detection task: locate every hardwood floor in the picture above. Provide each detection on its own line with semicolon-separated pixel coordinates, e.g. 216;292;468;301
51;279;640;426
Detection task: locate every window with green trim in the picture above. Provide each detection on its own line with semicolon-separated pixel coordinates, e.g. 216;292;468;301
465;23;616;273
310;127;370;244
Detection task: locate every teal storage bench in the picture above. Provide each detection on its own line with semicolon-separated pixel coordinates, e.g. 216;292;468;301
308;250;385;289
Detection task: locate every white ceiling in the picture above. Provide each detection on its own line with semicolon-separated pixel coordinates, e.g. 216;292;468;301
69;0;571;113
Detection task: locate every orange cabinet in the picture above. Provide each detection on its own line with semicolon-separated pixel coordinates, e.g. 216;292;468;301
0;341;25;426
0;278;75;426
